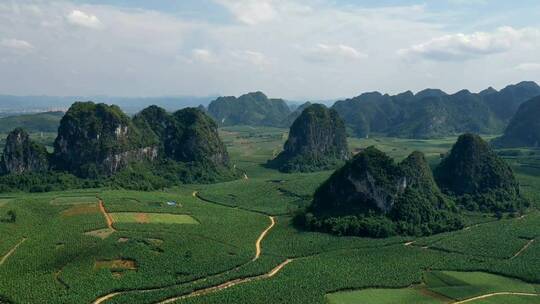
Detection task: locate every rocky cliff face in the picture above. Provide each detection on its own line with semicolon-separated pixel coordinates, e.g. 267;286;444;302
435;133;527;211
310;147;406;215
270;104;349;172
164;108;229;166
53;102;157;177
493;96;540;148
0;128;49;174
303;147;462;237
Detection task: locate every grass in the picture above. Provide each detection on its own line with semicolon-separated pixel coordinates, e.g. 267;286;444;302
0;199;12;207
467;295;540;303
109;212;199;225
427;271;538;300
326;288;444;304
50;195;98;205
326;271;539;304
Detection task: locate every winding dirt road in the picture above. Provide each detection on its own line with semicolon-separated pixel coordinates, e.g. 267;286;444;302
158;259;293;304
253;216;275;261
0;238;27;266
98;199;115;231
91;208;280;304
453;292;539;303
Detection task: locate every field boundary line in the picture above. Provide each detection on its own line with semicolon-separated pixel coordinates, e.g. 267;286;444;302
453;292;539;303
0;238;27;266
194;191;288;216
510;239;535;259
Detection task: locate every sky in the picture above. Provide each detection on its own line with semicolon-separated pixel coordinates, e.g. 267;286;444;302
1;0;540;100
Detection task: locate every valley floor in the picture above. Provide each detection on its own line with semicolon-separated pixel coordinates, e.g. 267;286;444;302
1;127;539;304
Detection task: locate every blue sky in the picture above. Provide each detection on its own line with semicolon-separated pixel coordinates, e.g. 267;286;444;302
1;0;540;99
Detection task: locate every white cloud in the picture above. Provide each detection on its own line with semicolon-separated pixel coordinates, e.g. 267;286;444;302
67;10;103;29
214;0;276;25
192;49;216;63
242;50;270;66
304;44;367;62
516;62;540;71
0;38;34;52
398;26;539;61
2;0;538;100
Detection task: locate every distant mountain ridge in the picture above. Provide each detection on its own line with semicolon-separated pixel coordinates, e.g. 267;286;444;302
332;81;540;138
207;92;291;127
493;95;540;148
0;112;64;133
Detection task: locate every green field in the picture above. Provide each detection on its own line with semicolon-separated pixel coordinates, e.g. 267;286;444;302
0;128;539;304
326;288;443;304
50;195;99;205
110;212;199;225
326;271;540;304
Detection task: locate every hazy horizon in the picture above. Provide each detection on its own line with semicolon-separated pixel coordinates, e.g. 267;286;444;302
2;0;540;100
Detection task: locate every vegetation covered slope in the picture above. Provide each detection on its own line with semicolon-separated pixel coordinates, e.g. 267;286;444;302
435;133;528;212
301;147;462;237
0;128;49;174
0;103;236;191
52;102;157;177
482;81;540;121
0;111;64;133
493;96;540;148
207;92;291;127
269;104;349;172
332;81;540;138
165;107;229;166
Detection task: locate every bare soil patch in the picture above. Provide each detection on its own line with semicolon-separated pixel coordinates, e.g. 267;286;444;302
135;213;150;223
95;259;137;271
61;203;100;217
85;228;115;240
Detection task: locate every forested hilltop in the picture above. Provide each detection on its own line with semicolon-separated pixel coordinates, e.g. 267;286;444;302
298;134;528;238
0;102;238;192
268;104;349;173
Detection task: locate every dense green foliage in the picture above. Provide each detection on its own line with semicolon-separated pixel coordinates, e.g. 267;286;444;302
53;102;155;177
493;96;540;148
435;134;528;212
302;147;462;237
0;111;63;133
132;105;172;152
269;104;349;173
0;171;96;192
207;92;291;127
165;108;229;166
0;103;236;191
0;128;49;175
332;81;540;138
